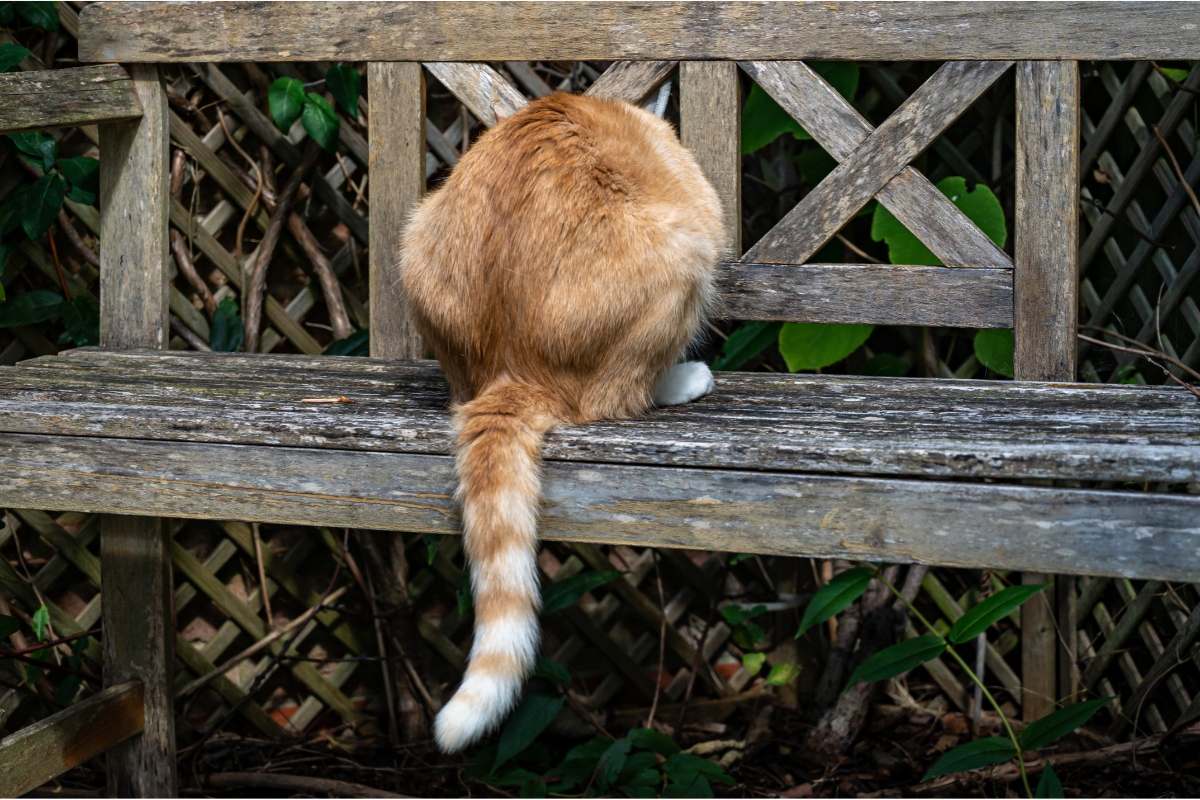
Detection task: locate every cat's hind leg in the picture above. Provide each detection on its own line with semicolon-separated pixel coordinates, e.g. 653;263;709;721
652;361;714;407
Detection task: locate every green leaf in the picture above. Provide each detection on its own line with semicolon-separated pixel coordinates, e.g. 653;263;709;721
664;775;712;798
326;64;361;119
22;172;64;238
764;662;802;686
742;651;766;676
8;131;57;171
721;603;766;625
422;534;439;566
728;553;755;565
596;737;632;786
871;176;1006;265
210;296;244;352
1159;67;1190;83
541;570;621;616
0;184;29;236
58;157;100;205
68;635;88;669
54;674;82;707
712;321;781;371
923;737;1017;780
16;1;59;30
0;3;11;25
778;323;874;372
32;604;50;641
792;147;839;187
268;77;306;133
742;62;859;152
862;352;908;377
323;328;369;356
25;647;49;685
519;777;547;798
974;328;1015;378
731;621;765;650
532;655;571;687
302;92;340;152
495;693;564;769
550;738;611;790
1020;697;1115;751
457;569;473;616
796;566;872;638
59;295;100;347
663;753;736;786
0;614;19;638
846;635;946;690
627;727;680;756
0;41;31;72
0;290;62;327
1035;760;1064;798
949;584;1047;644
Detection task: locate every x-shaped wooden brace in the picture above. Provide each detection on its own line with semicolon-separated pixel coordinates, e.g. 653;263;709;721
739;60;1014;269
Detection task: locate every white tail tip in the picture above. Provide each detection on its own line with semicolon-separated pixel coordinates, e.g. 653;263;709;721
434;671;524;753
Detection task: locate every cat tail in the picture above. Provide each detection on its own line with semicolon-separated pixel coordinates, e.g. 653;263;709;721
434;380;561;753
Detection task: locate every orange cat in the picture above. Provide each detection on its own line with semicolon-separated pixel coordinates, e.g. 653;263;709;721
399;91;726;752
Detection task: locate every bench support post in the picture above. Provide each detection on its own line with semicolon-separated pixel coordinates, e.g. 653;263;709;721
98;63;176;796
681;61;742;256
1015;59;1080;719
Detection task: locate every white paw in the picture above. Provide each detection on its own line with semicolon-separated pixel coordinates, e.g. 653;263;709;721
652;361;714;407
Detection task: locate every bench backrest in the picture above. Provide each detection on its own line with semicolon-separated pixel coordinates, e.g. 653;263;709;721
73;1;1200;385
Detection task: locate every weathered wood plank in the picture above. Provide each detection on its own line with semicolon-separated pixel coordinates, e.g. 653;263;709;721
423;62;527;128
718;262;1012;327
1;431;1197;583
585;61;676;105
4;351;1197;483
743;61;1012;265
681;62;741;256
368;62;425;359
0;682;144;798
96;65;176;797
0;65;141;135
78;3;1200;62
739;61;1011;269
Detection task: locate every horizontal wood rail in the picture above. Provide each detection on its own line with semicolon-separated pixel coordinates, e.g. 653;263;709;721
0;65;142;135
78;2;1200;62
1;350;1197;582
0;681;144;797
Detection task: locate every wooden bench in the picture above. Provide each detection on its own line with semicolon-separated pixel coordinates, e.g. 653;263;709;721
1;2;1199;795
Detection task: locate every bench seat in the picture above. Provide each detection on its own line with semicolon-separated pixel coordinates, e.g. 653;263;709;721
2;348;1197;581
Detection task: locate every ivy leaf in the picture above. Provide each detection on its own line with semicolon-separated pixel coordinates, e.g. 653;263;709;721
16;1;59;30
778;322;874;372
949;584;1047;644
302;92;340;152
323;328;369;356
0;613;19;638
871;176;1006;265
765;662;802;686
532;656;571;687
325;64;361;119
0;41;31;72
742;62;859;152
8;131;58;171
923;737;1017;780
627;727;680;756
268;77;306;133
495;693;564;769
742;652;766;676
1035;761;1064;798
541;570;621;616
209;296;244;352
0;184;29;236
58;295;100;347
1020;697;1115;751
796;566;872;638
22;172;65;238
32;604;50;641
0;290;63;327
974;328;1015;378
846;635;947;690
712;321;781;371
58;157;100;205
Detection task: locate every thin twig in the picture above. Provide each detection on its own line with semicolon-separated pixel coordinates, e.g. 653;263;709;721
3;627;99;656
1150;61;1200;95
836;233;881;264
1078;333;1200;383
170;228;217;315
56;209;98;268
169;314;212;351
364;563;401;748
645;550;667;730
1152;123;1200;223
674;560;730;736
217;106;263;266
46;228;71;302
252;522;274;631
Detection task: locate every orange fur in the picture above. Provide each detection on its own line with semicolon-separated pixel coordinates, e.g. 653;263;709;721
399;92;725;752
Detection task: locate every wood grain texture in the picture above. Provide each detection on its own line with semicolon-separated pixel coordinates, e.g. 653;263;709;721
739;61;1011;269
1;430;1198;582
1014;61;1079;381
744;61;1012;265
0;65;141;135
681;62;741;256
78;3;1200;62
423;62;527;128
718;262;1012;327
585;60;676;105
0;682;143;798
3;351;1198;483
98;64;169;350
1021;572;1057;721
368;62;425;359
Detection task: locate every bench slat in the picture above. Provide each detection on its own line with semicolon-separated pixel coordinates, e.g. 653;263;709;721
79;2;1200;63
0;65;142;135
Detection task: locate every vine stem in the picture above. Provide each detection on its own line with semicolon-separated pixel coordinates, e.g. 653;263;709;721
862;563;1034;798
